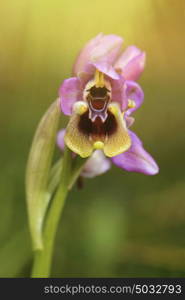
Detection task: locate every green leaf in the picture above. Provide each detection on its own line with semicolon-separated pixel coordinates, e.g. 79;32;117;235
26;99;61;250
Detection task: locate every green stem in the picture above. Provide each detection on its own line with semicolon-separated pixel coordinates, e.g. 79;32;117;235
31;148;87;277
31;147;71;277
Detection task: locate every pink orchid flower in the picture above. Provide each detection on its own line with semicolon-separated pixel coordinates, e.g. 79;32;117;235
57;34;159;177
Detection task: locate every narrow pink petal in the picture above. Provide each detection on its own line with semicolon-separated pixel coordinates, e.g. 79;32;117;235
111;131;159;175
125;80;144;115
59;77;82;115
114;46;146;81
73;33;123;75
110;75;128;110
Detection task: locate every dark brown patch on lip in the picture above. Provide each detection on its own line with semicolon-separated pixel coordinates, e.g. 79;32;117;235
78;110;117;140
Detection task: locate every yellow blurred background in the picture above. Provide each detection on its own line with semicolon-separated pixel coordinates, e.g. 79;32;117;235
0;0;185;277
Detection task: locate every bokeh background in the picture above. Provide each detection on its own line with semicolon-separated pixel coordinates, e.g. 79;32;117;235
0;0;185;277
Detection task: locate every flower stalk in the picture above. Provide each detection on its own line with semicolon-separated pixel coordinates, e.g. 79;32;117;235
31;146;71;277
31;147;86;277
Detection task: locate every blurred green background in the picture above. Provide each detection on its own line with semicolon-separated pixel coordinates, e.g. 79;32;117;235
0;0;185;277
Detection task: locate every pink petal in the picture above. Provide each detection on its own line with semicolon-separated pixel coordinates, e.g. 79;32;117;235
110;75;128;110
73;33;123;75
111;130;159;175
93;61;120;80
125;80;144;115
59;77;82;115
114;46;146;81
84;61;120;81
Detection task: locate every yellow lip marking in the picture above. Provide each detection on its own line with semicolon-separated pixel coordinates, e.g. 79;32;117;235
95;69;105;88
78;105;88;115
73;101;88;115
108;103;119;117
93;141;104;149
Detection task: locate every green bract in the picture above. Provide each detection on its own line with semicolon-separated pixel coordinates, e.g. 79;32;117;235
26;99;60;250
